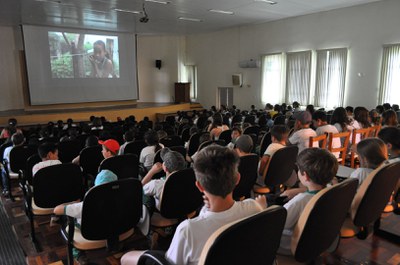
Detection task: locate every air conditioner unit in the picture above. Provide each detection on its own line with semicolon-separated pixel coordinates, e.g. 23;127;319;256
239;59;260;68
232;73;243;87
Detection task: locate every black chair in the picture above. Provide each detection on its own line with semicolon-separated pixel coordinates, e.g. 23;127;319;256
160;135;184;147
99;154;139;179
150;168;203;249
243;115;256;125
198;140;225;151
243;125;260;137
62;178;143;265
231;114;243;126
58;139;82;163
234;154;259;200
218;129;232;145
180;127;191;143
254;145;298;195
187;132;204;157
6;145;37;200
139;206;287;265
80;145;104;187
259;132;272;157
25;163;84;250
124;140;147;157
278;178;358;263
20;154;41;196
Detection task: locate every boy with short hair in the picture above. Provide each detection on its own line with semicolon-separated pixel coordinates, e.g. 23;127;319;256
121;145;266;265
227;126;242;149
288;111;318;153
98;139;120;159
234;134;253;156
312;110;341;157
32;142;62;176
279;148;338;254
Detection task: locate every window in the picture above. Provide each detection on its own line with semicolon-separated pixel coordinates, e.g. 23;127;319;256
286;51;312;104
315;48;347;109
379;44;400;104
261;53;284;104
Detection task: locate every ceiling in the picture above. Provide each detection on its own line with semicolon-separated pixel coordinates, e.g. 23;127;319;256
0;0;381;34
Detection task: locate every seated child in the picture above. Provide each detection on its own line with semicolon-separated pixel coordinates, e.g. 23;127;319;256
32;142;62;176
141;148;186;211
119;131;135;155
98;139;120;159
234;134;254;157
288;111;317;153
312;111;341;157
227;127;242;149
121;145;266;265
350;138;388;187
140;130;163;171
279;148;338;255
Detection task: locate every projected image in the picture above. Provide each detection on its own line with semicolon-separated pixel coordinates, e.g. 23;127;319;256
48;32;119;78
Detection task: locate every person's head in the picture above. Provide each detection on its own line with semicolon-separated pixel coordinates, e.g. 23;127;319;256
381;110;399;127
234;135;253;154
383;103;392;111
293;111;312;127
392;104;399;112
11;132;25;146
356;138;388;169
8;118;17;127
160;148;186;174
270;125;288;143
376;105;384;115
144;130;159;146
99;139;120;158
369;109;380;125
296;148;338;187
231;127;242;142
85;135;99;147
306;104;315;115
93;40;107;61
312;111;328;128
378;127;400;157
211;113;223;127
38;142;59;161
331;107;350;130
157;130;168;140
123;130;135;142
292;101;300;109
354;107;370;128
345;106;354;116
194;145;239;198
94;169;118;186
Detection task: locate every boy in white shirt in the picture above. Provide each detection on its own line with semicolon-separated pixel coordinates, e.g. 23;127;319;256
288;111;318;153
32;142;62;176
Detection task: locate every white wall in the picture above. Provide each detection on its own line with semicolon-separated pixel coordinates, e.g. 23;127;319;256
186;0;400;110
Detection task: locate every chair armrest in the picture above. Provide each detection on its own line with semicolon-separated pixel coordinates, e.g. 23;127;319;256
137;250;170;265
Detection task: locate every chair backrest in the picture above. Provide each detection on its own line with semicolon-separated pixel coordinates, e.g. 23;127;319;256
368;124;381;137
243;115;256;125
181;127;191;143
81;178;142;243
99;154;139;179
292;178;358;262
231;114;243;126
9;145;38;173
124;140;147;157
308;134;327;149
234;154;259;200
188;132;203;157
198;140;226;152
160;135;184;147
243;125;260;137
259;132;272;158
25;154;42;186
199;206;287;265
159;168;203;219
350;160;400;227
350;128;371;168
327;131;350;165
33;163;84;208
218;129;232;145
80;145;104;177
263;145;298;187
58;139;82;163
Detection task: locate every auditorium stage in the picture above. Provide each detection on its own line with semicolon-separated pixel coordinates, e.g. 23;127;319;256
0;102;203;127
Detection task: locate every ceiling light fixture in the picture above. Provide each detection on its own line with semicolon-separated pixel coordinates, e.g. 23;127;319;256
145;0;171;4
254;0;277;4
113;8;141;14
139;2;149;23
208;9;234;15
178;17;202;22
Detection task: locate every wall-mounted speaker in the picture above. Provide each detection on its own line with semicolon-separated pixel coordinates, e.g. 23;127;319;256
155;60;162;69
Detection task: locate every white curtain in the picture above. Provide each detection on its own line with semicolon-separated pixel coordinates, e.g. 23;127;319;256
315;48;347;108
379;44;400;104
261;53;284;104
286;51;311;105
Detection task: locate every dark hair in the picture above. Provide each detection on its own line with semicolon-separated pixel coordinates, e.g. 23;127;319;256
297;148;338;186
144;130;162;153
270;125;288;142
376;105;384;114
312;111;327;122
383;103;392;111
85;135;99;147
11;132;24;146
293;101;300;108
194;145;239;198
354;107;370;128
38;142;58;159
345;106;354;114
124;130;135;142
378;127;400;151
331;107;350;132
306;104;315;115
356;138;387;169
382;110;398;127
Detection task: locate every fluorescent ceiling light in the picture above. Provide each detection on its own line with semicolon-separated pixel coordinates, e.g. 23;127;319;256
35;0;62;3
208;9;234;15
113;8;141;14
178;17;202;22
254;0;277;4
145;0;171;4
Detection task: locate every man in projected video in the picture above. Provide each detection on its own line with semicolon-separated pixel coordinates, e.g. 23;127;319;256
89;40;114;78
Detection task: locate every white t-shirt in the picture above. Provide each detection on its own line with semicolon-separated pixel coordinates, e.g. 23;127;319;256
139;146;159;170
3;146;13;173
279;192;315;254
64;201;83;225
288;128;317;153
350;167;374;187
165;199;264;265
143;177;166;211
263;143;285;157
32;160;62;176
316;124;340;157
